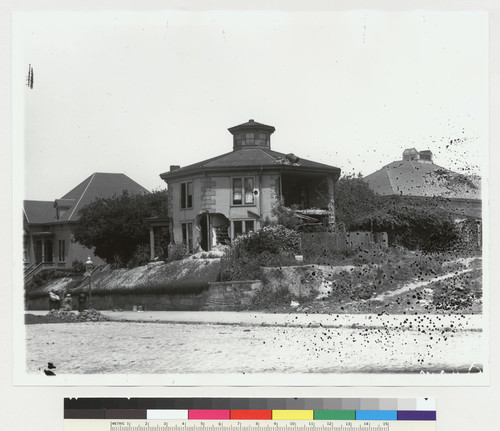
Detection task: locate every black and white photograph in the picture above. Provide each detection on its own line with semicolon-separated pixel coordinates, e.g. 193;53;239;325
12;8;489;386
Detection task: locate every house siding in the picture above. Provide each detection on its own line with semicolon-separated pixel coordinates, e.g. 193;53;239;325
24;173;146;274
169;172;281;248
26;222;105;270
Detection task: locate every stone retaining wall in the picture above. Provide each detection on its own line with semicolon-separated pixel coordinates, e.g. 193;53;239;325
26;292;210;311
202;280;262;311
26;280;264;311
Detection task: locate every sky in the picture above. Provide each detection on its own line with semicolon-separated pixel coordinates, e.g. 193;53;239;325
14;10;489;200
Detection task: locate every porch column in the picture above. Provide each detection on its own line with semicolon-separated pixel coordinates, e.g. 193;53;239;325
206;212;211;252
41;239;46;263
149;226;155;260
327;174;336;231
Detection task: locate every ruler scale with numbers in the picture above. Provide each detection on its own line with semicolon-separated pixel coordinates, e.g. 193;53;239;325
64;398;436;431
64;420;435;431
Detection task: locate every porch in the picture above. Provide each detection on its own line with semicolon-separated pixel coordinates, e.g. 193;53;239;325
280;172;336;229
24;231;68;284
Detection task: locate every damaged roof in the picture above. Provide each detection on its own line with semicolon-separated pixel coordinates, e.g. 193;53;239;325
161;147;340;180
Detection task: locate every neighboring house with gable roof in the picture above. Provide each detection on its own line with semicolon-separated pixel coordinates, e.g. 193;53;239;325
160;119;341;252
23;172;150;278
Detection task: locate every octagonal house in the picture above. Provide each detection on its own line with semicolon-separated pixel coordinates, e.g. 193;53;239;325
160;119;341;252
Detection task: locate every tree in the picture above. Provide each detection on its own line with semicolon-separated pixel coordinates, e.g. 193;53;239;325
72;189;169;265
335;174;379;230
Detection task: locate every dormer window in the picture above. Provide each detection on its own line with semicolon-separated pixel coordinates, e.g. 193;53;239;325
53;198;75;220
56;208;67;220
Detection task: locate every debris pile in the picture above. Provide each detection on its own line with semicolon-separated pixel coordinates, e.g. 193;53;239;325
76;309;109;322
46;309;77;321
45;309;109;322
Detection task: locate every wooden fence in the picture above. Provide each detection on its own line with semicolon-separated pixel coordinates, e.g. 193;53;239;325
300;231;388;255
219;230;388;277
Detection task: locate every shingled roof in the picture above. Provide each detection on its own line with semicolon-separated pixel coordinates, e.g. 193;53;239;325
161;147;340;180
161;119;340;180
364;160;481;200
24;173;150;224
23;200;56;224
59;173;150;221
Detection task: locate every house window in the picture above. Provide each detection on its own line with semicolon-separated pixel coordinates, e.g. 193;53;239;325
180;182;193;209
232;177;254;205
58;240;66;262
232;220;255;239
181;222;193;253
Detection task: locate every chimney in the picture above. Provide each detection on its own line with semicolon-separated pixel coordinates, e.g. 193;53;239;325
170;165;181;172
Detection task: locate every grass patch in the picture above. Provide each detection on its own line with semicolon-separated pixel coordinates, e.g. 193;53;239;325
248;286;296;311
221;251;297;281
431;269;482;312
26;259;221;299
25;276;84;299
247;249;479;311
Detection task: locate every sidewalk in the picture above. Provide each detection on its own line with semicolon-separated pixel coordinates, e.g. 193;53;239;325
26;309;484;330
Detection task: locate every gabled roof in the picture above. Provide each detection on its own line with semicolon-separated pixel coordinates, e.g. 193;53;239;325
160;147;340;180
59;173;150;221
364;160;481;200
23;200;56;224
24;173;150;225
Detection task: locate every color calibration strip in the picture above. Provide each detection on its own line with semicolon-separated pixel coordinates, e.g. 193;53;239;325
64;398;436;421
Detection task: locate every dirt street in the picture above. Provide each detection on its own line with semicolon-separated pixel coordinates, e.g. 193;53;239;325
25;320;483;374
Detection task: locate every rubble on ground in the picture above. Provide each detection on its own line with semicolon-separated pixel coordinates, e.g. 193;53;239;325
46;309;109;322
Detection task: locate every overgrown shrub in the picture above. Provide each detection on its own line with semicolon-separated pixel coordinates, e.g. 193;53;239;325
249;285;295;310
26;269;79;292
271;201;303;231
431;269;482;311
167;243;188;262
233;224;301;257
221;225;301;281
221;251;297;281
127;244;150;268
72;259;86;275
335;173;379;229
352;199;460;252
29;270;58;289
111;254;125;269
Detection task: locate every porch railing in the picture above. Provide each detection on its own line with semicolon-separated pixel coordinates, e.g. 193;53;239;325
24;261;72;284
82;264;104;280
24;262;44;280
25;260;106;286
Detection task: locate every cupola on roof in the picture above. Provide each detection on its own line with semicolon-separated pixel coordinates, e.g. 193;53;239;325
228;119;276;151
160;119;341;181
